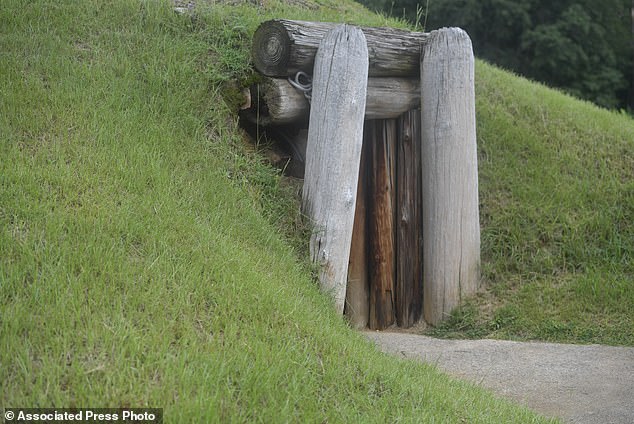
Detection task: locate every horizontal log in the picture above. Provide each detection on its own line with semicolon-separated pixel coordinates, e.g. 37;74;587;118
365;78;420;119
242;77;420;125
252;19;429;77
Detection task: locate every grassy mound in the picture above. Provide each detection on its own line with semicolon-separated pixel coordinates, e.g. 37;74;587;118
0;0;553;421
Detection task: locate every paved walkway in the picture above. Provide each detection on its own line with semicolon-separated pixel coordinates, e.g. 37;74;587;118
365;332;634;424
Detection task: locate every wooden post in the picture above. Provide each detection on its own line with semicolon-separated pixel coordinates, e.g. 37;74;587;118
252;19;428;77
420;28;481;325
367;119;397;330
302;25;369;315
345;144;369;329
395;109;423;328
242;77;420;126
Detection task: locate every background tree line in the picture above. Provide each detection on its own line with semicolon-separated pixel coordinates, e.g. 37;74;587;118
358;0;634;110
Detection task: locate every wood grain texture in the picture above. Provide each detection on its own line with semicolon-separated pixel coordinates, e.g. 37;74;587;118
395;109;423;328
243;77;420;125
252;19;428;77
302;25;369;315
345;143;369;329
420;28;481;325
367;119;397;330
246;77;309;126
365;78;420;119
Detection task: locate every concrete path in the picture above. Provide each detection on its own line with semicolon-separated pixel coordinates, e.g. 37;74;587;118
365;332;634;424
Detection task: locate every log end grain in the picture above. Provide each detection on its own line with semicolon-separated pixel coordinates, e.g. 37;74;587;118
252;20;293;77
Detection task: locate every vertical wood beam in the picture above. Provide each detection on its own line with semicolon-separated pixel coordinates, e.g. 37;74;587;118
345;143;370;329
395;109;423;328
367;119;397;330
420;28;481;325
302;25;369;314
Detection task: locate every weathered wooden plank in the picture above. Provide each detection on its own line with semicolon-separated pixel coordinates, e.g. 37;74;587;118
395;109;423;328
345;143;369;329
302;25;369;315
367;119;397;330
252;19;429;77
242;77;420;125
420;28;481;325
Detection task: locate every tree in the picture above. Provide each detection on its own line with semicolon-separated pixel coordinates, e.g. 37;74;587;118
631;0;634;109
520;3;627;108
357;0;633;110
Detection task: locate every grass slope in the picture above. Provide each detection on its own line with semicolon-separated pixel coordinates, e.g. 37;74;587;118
1;0;552;421
427;63;634;346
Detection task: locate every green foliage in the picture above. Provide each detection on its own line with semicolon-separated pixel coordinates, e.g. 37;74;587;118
356;0;633;109
521;3;628;108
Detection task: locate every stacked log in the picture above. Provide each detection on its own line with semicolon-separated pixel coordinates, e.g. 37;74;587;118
242;77;420;126
248;20;480;329
251;19;428;77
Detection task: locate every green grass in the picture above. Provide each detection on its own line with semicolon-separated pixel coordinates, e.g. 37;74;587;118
0;0;554;421
426;62;634;346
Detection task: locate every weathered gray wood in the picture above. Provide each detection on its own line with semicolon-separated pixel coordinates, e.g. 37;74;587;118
395;109;423;328
365;79;420;120
345;144;369;329
252;19;429;77
420;28;481;325
367;119;397;330
242;77;420;126
247;77;309;126
302;25;369;315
